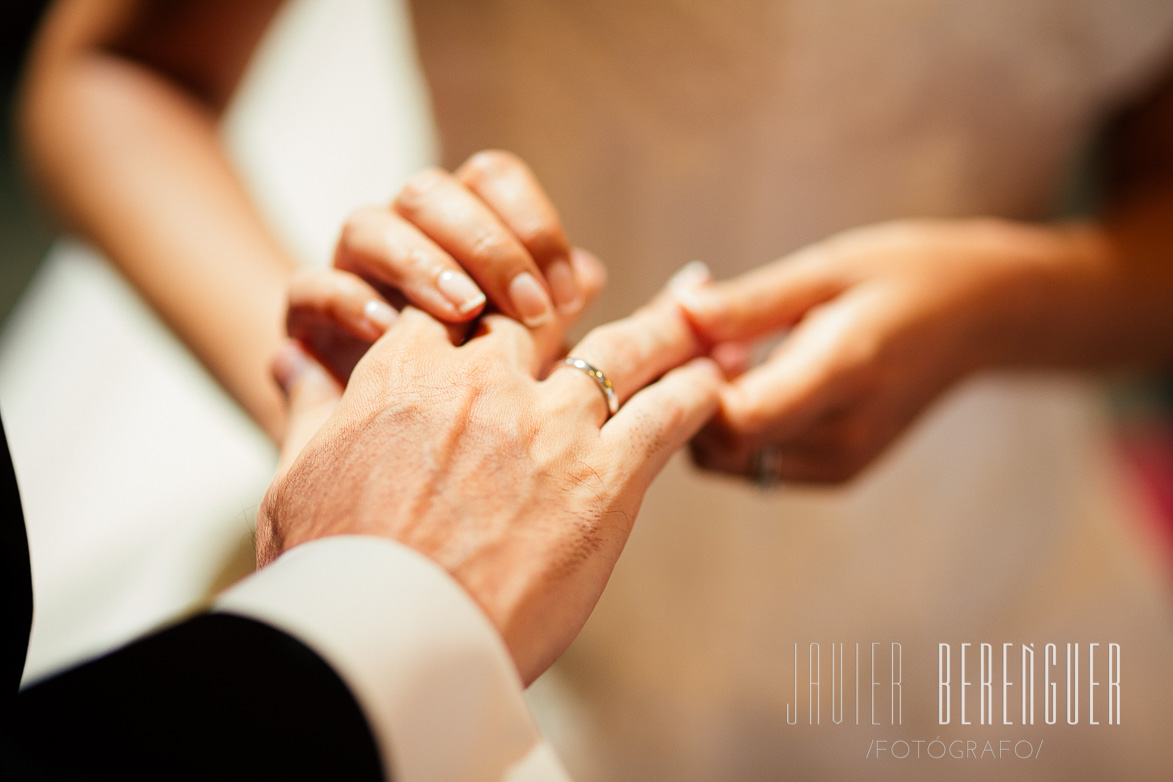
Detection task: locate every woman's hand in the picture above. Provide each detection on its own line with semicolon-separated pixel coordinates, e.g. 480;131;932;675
286;150;604;382
675;218;1105;484
261;294;721;684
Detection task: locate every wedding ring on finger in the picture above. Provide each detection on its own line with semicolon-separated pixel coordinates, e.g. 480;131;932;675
558;357;619;420
751;444;784;490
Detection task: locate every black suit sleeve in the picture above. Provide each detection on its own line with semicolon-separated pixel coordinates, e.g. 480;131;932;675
1;414;385;781
8;613;384;781
0;412;32;713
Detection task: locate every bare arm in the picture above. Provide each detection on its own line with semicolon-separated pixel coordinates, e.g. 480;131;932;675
1051;65;1173;369
18;0;291;439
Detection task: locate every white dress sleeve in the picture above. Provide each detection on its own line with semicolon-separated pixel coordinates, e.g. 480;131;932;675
215;535;571;782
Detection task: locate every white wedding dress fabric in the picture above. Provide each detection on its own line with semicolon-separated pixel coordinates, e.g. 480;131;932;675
1;0;434;684
4;1;1173;780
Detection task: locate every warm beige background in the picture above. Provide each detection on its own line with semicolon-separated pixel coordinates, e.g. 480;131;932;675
4;1;1172;780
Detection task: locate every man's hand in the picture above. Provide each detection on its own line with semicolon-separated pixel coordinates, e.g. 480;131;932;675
260;296;722;684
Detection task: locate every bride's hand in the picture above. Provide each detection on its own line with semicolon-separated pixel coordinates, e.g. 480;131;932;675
674;218;1099;484
285;150;605;382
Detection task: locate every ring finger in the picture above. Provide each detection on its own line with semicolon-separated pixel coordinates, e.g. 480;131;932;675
543;295;705;426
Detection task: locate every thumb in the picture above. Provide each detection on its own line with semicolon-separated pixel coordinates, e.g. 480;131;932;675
671;253;847;344
272;340;343;475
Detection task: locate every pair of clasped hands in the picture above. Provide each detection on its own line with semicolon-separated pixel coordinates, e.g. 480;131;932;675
261;150;1055;683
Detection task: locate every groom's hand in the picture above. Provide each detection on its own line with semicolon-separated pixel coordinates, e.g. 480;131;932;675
260;296;721;684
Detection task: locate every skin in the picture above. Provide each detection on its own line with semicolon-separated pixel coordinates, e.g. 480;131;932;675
673;220;1112;482
263;297;722;684
287;151;603;384
20;0;1173;485
675;125;1173;481
669;66;1173;484
19;0;292;438
18;4;580;442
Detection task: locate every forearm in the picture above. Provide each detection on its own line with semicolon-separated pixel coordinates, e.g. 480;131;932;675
987;65;1173;375
974;203;1173;375
1058;191;1173;369
967;191;1170;379
19;1;291;439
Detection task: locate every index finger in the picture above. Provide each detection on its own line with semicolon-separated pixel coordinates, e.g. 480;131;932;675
456;150;580;313
394;168;554;328
673;252;847;343
717;289;879;440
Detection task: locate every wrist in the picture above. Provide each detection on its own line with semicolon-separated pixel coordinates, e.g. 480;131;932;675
956;218;1118;373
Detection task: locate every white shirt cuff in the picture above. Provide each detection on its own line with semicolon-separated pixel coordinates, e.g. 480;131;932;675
214;535;570;782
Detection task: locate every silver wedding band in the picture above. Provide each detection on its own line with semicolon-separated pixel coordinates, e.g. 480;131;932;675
559;358;619;419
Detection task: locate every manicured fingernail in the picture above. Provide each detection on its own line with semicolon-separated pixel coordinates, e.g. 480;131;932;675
509;271;553;327
672;284;711;316
363;299;397;330
545;258;581;313
437;270;486;314
670;262;720;318
690;356;725;380
669;260;712;291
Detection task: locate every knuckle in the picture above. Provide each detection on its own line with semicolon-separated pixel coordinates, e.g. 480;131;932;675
515;220;570;260
336;207;392;271
394;167;448;212
579;323;637;376
287;268;321;302
462;149;520;182
340;205;382;239
469;231;521;270
456;346;510;386
337;207;379;253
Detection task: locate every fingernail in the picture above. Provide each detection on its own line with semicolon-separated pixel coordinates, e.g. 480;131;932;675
509;271;553;327
669;261;714;316
545;258;581;313
672;284;713;316
669;260;712;292
363;299;397;330
437;270;486;314
691;356;725;380
670;263;721;319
